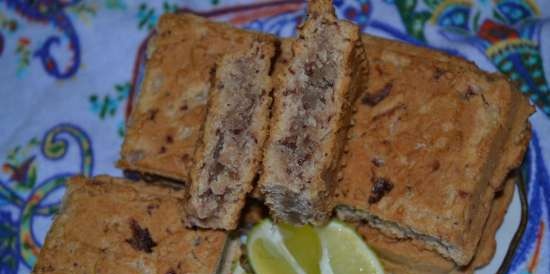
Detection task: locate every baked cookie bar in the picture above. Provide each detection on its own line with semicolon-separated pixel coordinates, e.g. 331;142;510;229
33;175;227;274
260;0;367;225
354;175;516;274
334;35;533;265
119;13;274;183
186;38;277;230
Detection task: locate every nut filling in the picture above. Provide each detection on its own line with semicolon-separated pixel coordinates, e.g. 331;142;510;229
187;40;276;229
278;29;338;181
260;1;365;225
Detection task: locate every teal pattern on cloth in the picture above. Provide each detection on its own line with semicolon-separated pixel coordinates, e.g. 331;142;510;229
0;0;549;273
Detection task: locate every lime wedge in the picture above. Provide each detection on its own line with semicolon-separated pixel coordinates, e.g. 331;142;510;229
317;221;385;274
247;219;384;274
247;220;306;274
278;222;322;274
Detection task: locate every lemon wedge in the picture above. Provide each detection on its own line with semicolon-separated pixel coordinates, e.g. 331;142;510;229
317;221;385;274
246;219;384;274
247;220;307;274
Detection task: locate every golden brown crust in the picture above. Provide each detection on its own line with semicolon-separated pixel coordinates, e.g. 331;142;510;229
334;35;533;265
32;175;227;274
354;175;516;274
462;176;516;272
361;35;477;68
186;38;277;230
119;13;275;183
259;0;367;225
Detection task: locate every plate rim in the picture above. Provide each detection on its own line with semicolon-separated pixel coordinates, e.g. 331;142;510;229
496;170;529;274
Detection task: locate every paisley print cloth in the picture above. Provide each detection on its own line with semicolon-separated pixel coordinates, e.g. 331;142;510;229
0;0;549;273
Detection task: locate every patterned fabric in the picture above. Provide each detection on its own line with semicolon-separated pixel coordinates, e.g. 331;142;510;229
0;0;549;273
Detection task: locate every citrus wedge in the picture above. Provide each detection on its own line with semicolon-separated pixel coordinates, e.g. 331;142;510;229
317;221;385;274
247;219;384;274
247;220;307;274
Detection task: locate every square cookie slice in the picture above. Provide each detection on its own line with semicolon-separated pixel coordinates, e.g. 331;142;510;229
119;13;275;182
186;38;277;230
32;175;228;274
259;0;367;225
334;35;533;265
353;175;516;274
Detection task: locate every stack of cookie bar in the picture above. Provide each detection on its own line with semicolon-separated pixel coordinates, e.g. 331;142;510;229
32;1;533;273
